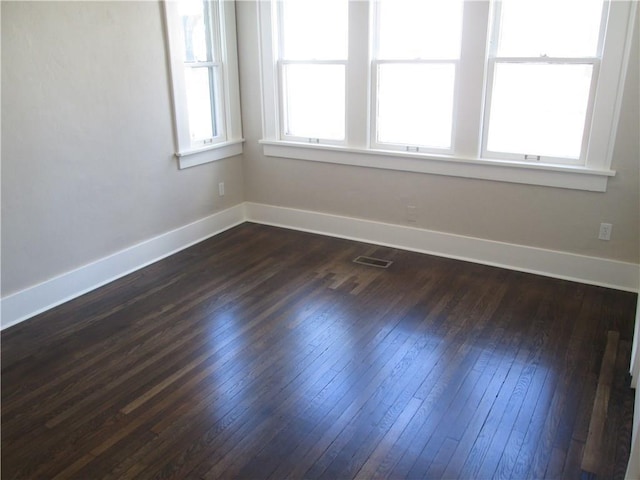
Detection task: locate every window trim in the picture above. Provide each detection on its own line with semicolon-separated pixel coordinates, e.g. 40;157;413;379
164;0;243;169
260;139;615;192
258;0;636;191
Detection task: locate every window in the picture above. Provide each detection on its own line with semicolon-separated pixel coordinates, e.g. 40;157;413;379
373;0;463;151
279;0;348;142
483;0;605;164
164;0;243;169
259;0;637;191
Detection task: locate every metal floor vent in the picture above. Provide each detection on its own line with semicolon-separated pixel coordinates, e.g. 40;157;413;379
353;256;393;269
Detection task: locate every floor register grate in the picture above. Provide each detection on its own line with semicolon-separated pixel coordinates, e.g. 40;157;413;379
352;256;393;269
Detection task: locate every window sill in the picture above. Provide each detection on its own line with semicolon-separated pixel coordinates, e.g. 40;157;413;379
259;140;615;192
176;139;244;169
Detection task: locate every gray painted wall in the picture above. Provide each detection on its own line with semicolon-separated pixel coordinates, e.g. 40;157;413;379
1;1;244;296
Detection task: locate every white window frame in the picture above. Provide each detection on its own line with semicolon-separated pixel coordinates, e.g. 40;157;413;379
481;0;606;166
258;0;637;192
481;59;600;166
164;0;243;169
370;60;460;154
369;1;463;154
275;0;349;145
278;60;348;145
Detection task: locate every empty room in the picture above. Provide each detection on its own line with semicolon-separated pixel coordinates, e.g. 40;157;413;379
2;0;639;478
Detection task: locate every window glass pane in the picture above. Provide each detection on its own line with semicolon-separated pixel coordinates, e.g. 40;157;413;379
377;64;455;149
486;63;593;159
283;64;345;140
377;0;462;60
496;0;604;57
281;0;348;60
184;66;215;142
178;0;210;62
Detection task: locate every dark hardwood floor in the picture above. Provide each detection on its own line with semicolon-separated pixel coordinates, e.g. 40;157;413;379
1;222;636;479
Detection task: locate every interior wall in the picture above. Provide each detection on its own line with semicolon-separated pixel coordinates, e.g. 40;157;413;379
237;1;639;265
1;1;244;296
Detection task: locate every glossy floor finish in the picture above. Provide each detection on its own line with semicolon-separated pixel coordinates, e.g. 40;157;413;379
1;223;636;479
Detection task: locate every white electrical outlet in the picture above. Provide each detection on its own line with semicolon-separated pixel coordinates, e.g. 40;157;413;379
598;223;612;240
218;182;225;196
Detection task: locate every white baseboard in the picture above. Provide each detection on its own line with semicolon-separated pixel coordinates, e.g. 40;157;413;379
245;202;639;293
0;204;245;330
2;201;637;330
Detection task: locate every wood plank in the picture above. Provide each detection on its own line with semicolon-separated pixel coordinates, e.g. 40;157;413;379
122;270;430;474
513;287;604;479
0;223;636;480
581;330;619;475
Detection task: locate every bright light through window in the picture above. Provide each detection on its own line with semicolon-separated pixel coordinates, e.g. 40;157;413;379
487;63;593;159
259;0;633;190
497;0;604;57
485;0;604;162
279;0;347;141
374;0;462;151
177;0;219;144
184;67;215;142
377;0;462;60
178;0;210;62
283;64;345;141
281;0;348;60
377;64;455;149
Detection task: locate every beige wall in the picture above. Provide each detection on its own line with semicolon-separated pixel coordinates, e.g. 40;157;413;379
238;1;639;264
1;1;244;296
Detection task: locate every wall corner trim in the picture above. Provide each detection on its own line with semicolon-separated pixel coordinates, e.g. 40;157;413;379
245;202;640;293
0;204;246;330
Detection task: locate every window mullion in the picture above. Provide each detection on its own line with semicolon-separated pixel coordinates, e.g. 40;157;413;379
453;0;491;159
258;1;279;140
346;0;370;149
